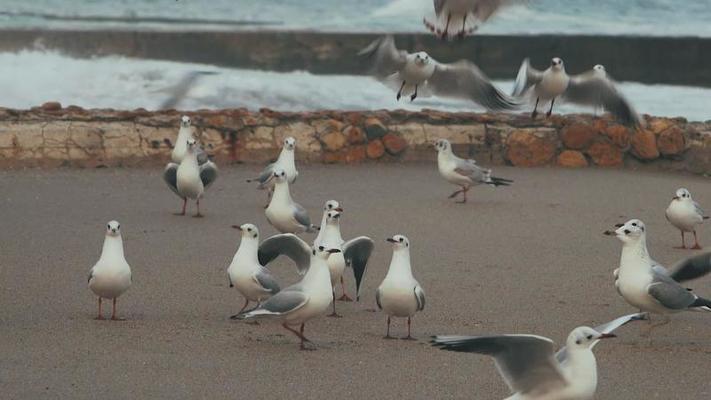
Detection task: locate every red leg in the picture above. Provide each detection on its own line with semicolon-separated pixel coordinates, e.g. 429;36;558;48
110;298;119;320
328;290;342;318
448;186;464;199
692;230;702;249
674;231;687;249
384;316;396;339
174;198;187;216
337;276;353;302
402;316;416;340
282;323;314;350
229;298;251;319
96;297;104;320
456;186;469;204
193;198;203;218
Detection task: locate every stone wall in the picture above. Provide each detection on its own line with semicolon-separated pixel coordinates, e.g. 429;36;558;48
1;103;711;174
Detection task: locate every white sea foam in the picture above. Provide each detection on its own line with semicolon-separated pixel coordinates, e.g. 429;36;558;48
0;50;708;121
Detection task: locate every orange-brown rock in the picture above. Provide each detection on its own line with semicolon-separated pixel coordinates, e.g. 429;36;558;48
657;126;685;156
557;150;588;168
320;131;347;151
630;130;659;160
382;133;407;155
366;139;385;159
505;130;556;167
322;151;344;164
586;141;623;167
364;117;387;139
41;101;62;111
561;123;597;150
604;124;631;149
345;126;367;145
345;145;367;163
648;118;676;135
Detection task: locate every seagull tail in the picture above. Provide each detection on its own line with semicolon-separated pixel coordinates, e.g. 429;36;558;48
233;308;280;320
690;296;711;312
704;216;710;220
485;172;513;187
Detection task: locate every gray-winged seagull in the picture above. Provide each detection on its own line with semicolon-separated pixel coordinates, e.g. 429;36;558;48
163;138;218;217
665;188;708;249
264;168;317;234
88;220;132;320
423;0;527;40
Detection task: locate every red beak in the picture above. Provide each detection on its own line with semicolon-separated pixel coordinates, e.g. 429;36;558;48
598;333;616;339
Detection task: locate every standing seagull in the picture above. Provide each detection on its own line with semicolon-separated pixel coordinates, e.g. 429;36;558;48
235;237;339;350
431;316;644;400
163;139;218;217
226;223;281;319
360;35;519;110
88;220;132;320
604;219;711;332
167;115;210;164
512;57;642;127
312;207;374;316
264;169;317;234
423;0;527;40
435;138;512;203
665;188;708;249
376;235;425;340
247;137;299;201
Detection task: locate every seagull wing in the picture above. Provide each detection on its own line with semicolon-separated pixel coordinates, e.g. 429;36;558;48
342;236;375;301
199;160;218;189
511;58;543;97
432;334;565;394
359;35;408;79
428;60;520;111
258;234;312;275
564;73;642;127
414;283;426;311
248;163;276;189
163;163;181;197
253;268;281;294
240;289;308;318
472;0;529;22
647;273;697;310
669;252;711;283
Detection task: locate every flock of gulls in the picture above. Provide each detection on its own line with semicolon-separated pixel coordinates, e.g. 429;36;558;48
86;1;708;399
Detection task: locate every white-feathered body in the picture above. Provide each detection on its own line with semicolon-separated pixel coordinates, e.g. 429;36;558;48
536;67;570;101
265;180;304;233
176;151;203;199
227;235;274;303
666;198;704;232
89;234;131;300
171;124;194;163
315;219;346;286
438;147;474;187
378;247;422;318
283;256;333;326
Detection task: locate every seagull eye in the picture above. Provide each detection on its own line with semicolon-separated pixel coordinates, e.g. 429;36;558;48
319;246;324;251
586;335;593;340
107;224;111;230
631;223;637;227
247;227;252;232
575;340;581;345
399;238;403;242
624;229;631;234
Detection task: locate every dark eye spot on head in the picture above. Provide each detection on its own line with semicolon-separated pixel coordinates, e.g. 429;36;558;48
247;227;252;232
253;234;257;238
624;229;631;234
312;249;316;256
319;246;324;251
107;224;110;229
586;335;593;340
399;238;403;242
632;223;637;226
575;340;581;345
640;226;644;231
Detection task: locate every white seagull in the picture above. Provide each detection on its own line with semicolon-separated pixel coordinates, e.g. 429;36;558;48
512;57;643;127
88;220;132;320
226;223;281;319
432;313;645;400
360;35;519;110
665;188;708;249
235;237;339;350
604;219;711;331
311;205;374;316
423;0;527;40
264;168;317;234
247;136;298;200
163;138;218;217
376;235;425;340
169;115;210;164
435;138;512;203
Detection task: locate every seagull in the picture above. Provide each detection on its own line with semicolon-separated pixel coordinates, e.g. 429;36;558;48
435;138;512;203
226;223;281;319
665;188;709;249
432;314;645;400
88;220;132;320
376;235;425;340
359;35;519;110
311;206;374;316
166;115;210;165
512;57;643;127
163;139;218;217
264;168;317;234
423;0;527;40
247;136;298;200
235;237;339;350
604;219;711;332
158;70;218;110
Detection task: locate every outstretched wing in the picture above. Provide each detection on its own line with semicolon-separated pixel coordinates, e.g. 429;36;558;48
163;163;182;198
429;60;520;111
669;252;711;283
199;160;218;189
564;74;642;127
343;236;375;301
511;58;543;97
359;35;408;79
258;234;312;275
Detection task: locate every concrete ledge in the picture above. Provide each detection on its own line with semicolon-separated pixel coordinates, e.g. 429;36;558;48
1;104;711;174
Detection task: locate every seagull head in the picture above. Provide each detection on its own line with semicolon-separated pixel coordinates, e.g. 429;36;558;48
386;234;410;249
180;115;191;128
603;219;646;244
186;138;198;152
323;200;343;213
567;326;615;350
550;57;564;70
106;220;121;237
283;136;296;151
593;64;606;76
272;168;287;182
412;52;431;67
672;188;692;201
326;210;342;223
434;139;451;153
313;245;342;259
233;223;259;239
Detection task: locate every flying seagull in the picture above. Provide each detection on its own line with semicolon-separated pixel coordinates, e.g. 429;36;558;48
360;35;519;111
512;57;643;127
423;0;527;40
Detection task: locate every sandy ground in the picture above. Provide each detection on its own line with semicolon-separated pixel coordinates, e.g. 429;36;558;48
1;163;711;400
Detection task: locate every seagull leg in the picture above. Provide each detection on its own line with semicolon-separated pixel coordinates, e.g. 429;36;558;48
531;98;540;119
546;98;556;117
110;298;123;320
384;316;396;339
328;289;342;318
174;198;187;216
456;186;469;204
442;13;451;40
396;81;406;101
692;230;702;249
402;316;416;340
457;14;467;39
229;298;251;320
410;85;418;102
193;199;203;218
282;323;314;350
96;297;104;320
337;276;353;302
448;186;465;199
674;231;687;249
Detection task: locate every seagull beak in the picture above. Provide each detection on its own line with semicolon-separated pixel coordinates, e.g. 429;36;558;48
598;333;616;339
231;224;243;230
614;223;624;228
327;249;342;254
334;207;344;212
386;237;397;243
603;230;617;236
672;196;680;200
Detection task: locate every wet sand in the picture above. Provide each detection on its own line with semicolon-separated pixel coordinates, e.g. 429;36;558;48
1;164;710;399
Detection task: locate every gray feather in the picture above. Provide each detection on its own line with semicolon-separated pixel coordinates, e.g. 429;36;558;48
258;234;312;275
163;163;183;198
199;160;218;189
254;269;281;294
669;252;711;283
648;273;697;310
343;236;375;301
